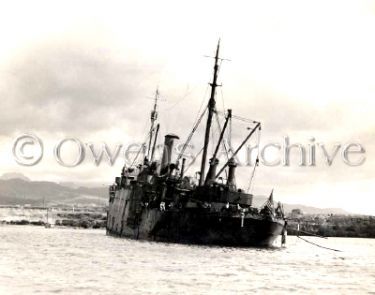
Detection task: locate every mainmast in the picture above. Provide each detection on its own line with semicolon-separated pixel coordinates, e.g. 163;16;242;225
147;88;159;159
199;40;221;186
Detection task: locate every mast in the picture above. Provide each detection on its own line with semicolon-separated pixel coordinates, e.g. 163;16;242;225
147;88;159;159
150;123;160;162
199;40;221;186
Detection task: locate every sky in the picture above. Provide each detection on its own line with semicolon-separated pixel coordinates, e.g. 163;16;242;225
0;0;374;214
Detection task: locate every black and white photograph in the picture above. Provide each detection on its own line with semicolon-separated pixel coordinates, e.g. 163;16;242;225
0;1;374;294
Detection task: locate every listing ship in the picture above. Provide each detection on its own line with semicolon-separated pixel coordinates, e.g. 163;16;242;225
106;41;286;247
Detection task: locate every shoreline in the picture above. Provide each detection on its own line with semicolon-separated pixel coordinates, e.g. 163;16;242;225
0;219;106;229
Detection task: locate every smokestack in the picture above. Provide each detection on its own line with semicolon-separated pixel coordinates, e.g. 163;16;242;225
205;157;219;185
227;157;237;190
160;134;179;174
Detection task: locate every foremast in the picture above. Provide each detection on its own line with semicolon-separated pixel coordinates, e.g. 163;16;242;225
147;88;160;162
199;40;221;186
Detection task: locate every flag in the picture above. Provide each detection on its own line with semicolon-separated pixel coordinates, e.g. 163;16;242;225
269;189;274;202
264;189;274;211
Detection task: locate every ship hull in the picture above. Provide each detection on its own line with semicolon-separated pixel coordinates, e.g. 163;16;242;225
107;190;284;247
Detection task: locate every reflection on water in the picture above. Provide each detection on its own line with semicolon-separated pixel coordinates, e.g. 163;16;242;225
0;225;374;294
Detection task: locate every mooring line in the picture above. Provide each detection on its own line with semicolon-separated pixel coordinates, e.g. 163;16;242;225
297;236;342;252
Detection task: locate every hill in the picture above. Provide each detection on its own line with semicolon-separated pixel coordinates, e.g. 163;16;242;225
0;178;107;207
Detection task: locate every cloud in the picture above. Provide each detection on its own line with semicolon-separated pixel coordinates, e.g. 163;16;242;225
0;39;160;137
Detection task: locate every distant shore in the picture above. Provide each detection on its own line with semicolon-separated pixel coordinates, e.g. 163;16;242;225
0;207;107;229
287;214;375;238
0;218;106;229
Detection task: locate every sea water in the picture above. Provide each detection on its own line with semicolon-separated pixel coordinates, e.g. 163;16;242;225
0;225;374;294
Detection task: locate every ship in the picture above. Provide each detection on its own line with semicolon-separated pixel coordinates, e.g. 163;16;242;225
106;41;287;247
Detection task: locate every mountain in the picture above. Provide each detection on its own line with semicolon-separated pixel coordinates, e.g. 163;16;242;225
281;203;348;215
0;177;349;214
1;173;30;182
0;178;107;207
251;195;349;215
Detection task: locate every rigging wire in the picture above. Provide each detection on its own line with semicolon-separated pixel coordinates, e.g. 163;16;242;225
176;107;207;162
182;147;204;175
215;83;229;160
214;111;229;179
218;60;225;112
129;114;150;167
246;127;261;193
130;142;144;168
194;84;210;124
130;126;152;168
215;110;259;125
246;157;259;193
214;110;230;161
176;84;210;163
162;85;191;112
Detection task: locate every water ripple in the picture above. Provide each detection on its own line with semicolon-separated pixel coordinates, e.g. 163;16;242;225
0;225;374;294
